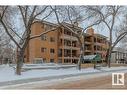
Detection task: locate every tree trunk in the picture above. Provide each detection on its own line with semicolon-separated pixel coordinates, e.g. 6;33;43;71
107;53;111;68
106;46;112;68
77;45;84;70
77;55;81;70
16;49;24;75
105;48;108;65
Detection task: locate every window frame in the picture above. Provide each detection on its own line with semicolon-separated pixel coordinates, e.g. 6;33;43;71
50;48;55;54
41;47;47;52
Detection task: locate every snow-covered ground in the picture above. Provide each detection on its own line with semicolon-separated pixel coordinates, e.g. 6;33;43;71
0;64;99;82
0;64;127;83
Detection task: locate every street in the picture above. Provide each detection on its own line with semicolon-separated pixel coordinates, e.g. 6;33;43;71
34;73;127;89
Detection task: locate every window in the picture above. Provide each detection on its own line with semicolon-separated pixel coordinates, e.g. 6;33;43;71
50;49;55;53
50;37;55;42
50;59;54;63
45;25;52;31
41;47;46;52
41;35;47;41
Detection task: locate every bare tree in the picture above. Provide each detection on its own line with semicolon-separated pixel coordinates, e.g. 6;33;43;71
85;6;127;67
0;6;54;75
50;6;103;70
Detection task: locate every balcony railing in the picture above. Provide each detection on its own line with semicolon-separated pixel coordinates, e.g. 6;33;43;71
59;45;80;50
60;34;78;41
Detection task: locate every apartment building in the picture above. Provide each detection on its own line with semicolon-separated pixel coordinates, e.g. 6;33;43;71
84;28;109;61
23;21;109;64
24;21;82;64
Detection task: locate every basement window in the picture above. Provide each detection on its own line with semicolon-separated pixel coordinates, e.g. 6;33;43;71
50;59;54;63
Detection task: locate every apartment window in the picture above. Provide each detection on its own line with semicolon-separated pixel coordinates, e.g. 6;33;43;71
45;25;52;31
41;35;47;41
50;59;54;63
41;47;46;52
50;37;55;42
50;49;55;53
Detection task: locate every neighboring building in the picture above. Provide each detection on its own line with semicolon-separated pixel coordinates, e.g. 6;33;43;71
0;46;15;64
84;28;109;62
111;47;127;64
23;21;109;64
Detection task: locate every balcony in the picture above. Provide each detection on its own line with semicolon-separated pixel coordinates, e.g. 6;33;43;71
58;39;80;50
85;46;92;52
58;49;79;59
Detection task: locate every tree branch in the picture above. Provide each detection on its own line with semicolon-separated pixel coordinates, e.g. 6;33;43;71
1;6;8;19
0;17;21;49
19;6;27;28
30;28;57;39
33;6;49;20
